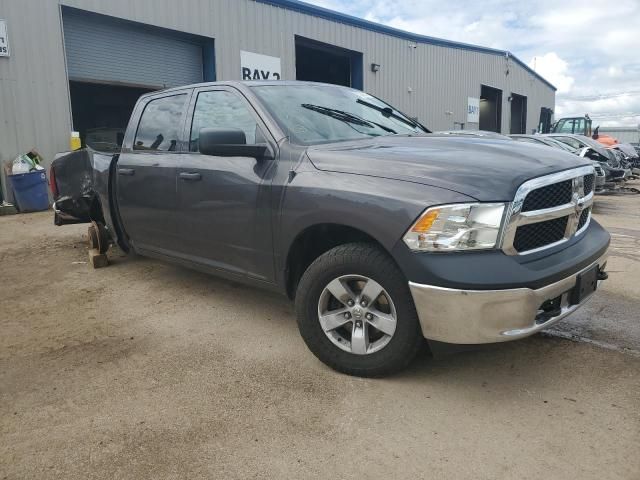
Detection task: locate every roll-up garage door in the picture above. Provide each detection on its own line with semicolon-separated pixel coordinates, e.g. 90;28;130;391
62;9;203;88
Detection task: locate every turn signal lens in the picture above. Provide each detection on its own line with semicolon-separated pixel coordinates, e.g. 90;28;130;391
403;203;506;252
410;208;440;233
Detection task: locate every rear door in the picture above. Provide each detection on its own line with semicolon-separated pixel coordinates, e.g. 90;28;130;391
174;87;277;282
116;91;190;253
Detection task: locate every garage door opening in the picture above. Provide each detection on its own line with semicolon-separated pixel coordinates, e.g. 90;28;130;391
69;81;154;151
479;85;502;133
295;36;363;89
62;7;215;149
510;93;527;134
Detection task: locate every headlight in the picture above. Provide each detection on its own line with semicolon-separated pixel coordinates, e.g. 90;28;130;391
403;203;506;252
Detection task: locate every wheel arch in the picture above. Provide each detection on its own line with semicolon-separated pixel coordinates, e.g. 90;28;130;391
88;194;106;224
284;223;399;299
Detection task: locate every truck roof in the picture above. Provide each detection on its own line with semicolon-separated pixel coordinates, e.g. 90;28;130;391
138;80;355;99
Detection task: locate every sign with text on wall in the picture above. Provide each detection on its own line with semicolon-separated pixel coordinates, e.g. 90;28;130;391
0;20;10;57
241;51;281;81
467;97;480;123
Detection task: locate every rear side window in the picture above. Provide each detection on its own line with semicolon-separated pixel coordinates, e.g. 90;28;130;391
555;136;582;150
190;90;258;152
134;94;187;151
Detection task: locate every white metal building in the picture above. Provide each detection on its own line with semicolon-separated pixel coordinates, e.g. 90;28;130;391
0;0;556;176
600;127;640;144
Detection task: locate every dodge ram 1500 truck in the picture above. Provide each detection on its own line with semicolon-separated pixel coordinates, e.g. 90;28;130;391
51;81;610;377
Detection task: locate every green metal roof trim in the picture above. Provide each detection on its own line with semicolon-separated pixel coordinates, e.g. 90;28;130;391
255;0;557;91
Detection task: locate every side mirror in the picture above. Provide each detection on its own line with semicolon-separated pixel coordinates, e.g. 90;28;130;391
199;128;271;159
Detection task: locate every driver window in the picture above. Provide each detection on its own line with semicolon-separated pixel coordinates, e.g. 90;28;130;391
190;90;258;152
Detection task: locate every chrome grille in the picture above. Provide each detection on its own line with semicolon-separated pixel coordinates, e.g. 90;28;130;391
577;207;591;231
583;174;595;195
521;180;572;212
501;166;595;255
513;217;568;253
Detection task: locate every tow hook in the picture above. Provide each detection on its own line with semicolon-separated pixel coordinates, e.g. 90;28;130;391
598;269;609;281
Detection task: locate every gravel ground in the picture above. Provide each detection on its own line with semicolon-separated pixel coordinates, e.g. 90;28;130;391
1;185;639;480
547;185;640;355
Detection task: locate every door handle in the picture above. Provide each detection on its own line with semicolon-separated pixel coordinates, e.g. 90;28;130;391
118;168;135;176
179;172;202;181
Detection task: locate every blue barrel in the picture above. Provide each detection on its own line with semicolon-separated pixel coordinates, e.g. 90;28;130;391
9;170;50;212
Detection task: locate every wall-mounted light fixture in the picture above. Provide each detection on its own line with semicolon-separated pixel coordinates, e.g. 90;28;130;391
371;63;380;73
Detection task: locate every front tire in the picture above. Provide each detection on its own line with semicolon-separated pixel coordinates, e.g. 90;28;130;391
295;243;423;377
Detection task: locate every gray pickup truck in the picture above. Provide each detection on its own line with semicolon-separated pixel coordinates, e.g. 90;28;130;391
51;81;610;376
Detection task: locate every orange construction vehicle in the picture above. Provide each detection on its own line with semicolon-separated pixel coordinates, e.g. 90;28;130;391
541;112;619;146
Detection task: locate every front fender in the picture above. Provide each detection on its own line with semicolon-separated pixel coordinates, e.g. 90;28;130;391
277;170;475;267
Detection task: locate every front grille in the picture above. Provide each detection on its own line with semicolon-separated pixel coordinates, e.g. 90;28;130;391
513;216;568;253
577;208;590;231
522;180;572;212
503;166;595;255
583;174;595;195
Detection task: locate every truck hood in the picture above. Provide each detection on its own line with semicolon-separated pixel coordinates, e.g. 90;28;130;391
307;135;591;201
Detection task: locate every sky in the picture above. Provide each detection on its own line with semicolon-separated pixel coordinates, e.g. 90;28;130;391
305;0;640;127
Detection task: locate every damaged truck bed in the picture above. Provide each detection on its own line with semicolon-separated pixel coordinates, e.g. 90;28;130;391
50;149;125;254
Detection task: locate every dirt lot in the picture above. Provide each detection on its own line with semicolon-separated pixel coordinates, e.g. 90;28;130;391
1;187;639;480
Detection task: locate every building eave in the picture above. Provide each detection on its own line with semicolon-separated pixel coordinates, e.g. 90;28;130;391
255;0;557;92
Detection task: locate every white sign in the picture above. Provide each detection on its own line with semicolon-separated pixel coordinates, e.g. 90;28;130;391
0;20;9;57
467;97;480;123
241;51;281;81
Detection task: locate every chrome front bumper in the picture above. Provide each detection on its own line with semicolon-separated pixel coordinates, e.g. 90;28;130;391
409;253;608;344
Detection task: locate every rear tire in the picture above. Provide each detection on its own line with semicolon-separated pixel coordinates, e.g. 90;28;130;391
295;243;423;377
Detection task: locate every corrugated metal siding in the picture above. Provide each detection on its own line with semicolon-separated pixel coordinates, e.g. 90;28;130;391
0;0;71;198
62;9;203;88
599;128;640;144
0;0;555;175
58;0;555;133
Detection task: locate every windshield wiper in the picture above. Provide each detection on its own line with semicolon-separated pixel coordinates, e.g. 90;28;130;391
301;104;397;134
355;98;430;133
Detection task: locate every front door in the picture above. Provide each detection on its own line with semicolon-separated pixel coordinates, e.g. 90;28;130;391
116;92;189;253
175;87;276;282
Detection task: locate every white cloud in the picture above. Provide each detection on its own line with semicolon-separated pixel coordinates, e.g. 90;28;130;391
304;0;640;127
528;53;574;94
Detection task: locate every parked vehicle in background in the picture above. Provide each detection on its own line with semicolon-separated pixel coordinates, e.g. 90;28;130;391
545;115;619;147
545;134;615;161
543;134;631;185
510;135;606;192
49;81;610;377
511;134;580;152
545;133;628;167
593;133;618;147
610;143;640;171
551;116;593;136
607;148;636;177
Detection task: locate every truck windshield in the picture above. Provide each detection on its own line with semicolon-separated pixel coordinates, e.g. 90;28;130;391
251;84;428;145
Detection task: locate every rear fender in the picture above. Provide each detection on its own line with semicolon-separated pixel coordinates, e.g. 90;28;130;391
51;150;95;225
